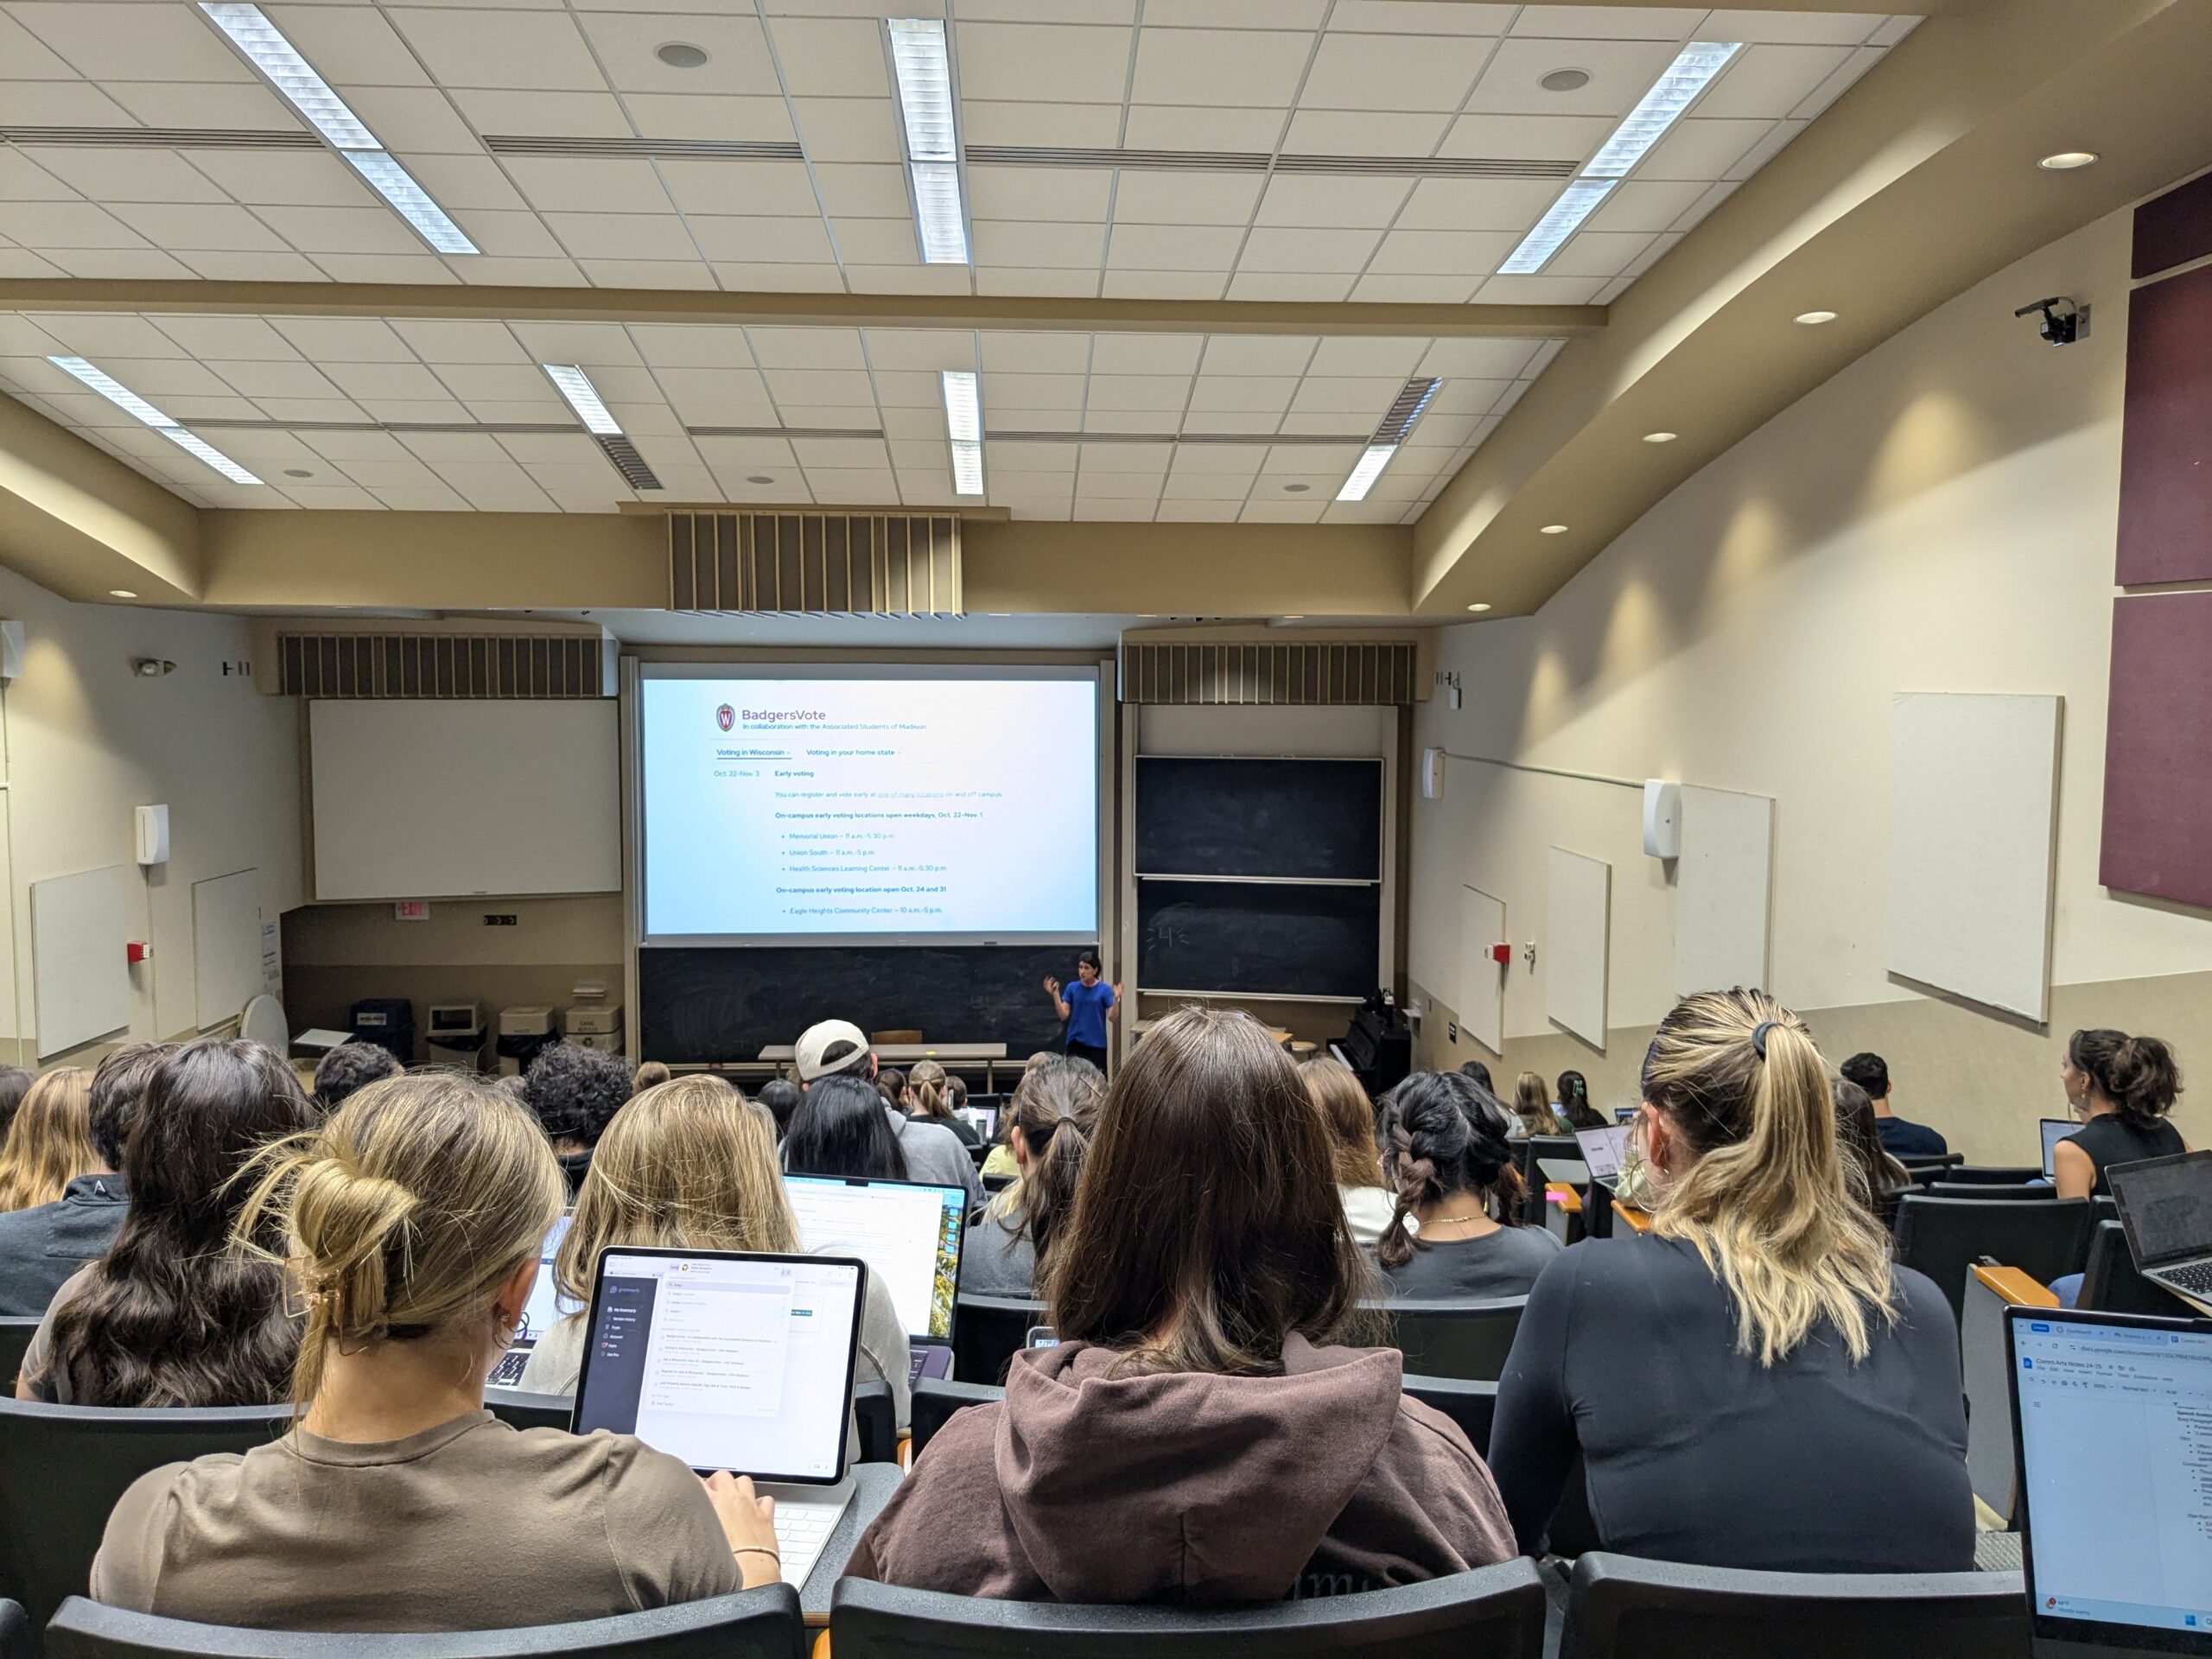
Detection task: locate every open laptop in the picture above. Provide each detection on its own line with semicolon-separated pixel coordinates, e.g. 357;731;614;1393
783;1173;966;1386
488;1213;571;1389
1574;1125;1631;1184
571;1248;867;1588
2042;1119;2079;1180
957;1104;998;1141
2109;1152;2212;1305
2006;1306;2212;1656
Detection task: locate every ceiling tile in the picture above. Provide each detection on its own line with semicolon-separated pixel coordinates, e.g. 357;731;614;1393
1185;374;1297;412
0;152;79;204
869;367;945;405
1090;334;1204;375
78;357;236;399
1467;36;1683;118
1084;374;1192;412
1236;226;1382;272
41;249;198;279
657;158;821;217
956;22;1135;104
576;257;715;289
1281;110;1452;156
1586;177;1713;234
1694;42;1854;120
1541;229;1651;278
983;370;1086;410
214;359;346;399
1328;3;1515;34
1131;28;1311;107
174;250;329;281
632;324;758;369
1395;176;1570;231
319;359;454;401
1254;175;1413;230
1722;123;1803;182
542;211;702;261
1507;6;1704;41
1103;222;1243;271
1472;271;1606;302
708;261;847;292
342;87;486;156
1300;32;1493;111
1197;335;1319;375
746;327;868;369
785;96;905;162
967;166;1114;224
766;16;890;96
1367;227;1518;275
105;202;289;252
973;265;1099;297
449;88;636;137
504;157;677;215
1308;336;1427;377
1351;272;1478;302
1438;111;1613;162
4;201;149;251
430;363;563;404
960;99;1126;149
1118;103;1284;150
0;10;73;76
623;92;796;143
862;329;976;371
510;321;656;368
263;5;431;84
1223;271;1352;301
448;208;564;258
791;435;890;467
973;219;1106;269
453;255;589;286
1702;10;1885;47
809;162;912;219
8;3;255;81
1109;170;1262;226
830;218;921;264
16;149;228;206
153;316;302;361
764;367;877;405
1638;117;1771;180
388;9;607;91
0;81;134;124
575;10;782;94
980;332;1091;374
1790;44;1883;122
265;205;434;256
1102;270;1224;300
686;215;835;264
104;80;300;127
184;151;372;208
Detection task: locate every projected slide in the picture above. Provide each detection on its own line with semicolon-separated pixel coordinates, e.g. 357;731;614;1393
640;671;1100;941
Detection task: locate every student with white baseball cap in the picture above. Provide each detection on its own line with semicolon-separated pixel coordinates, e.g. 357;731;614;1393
792;1020;980;1206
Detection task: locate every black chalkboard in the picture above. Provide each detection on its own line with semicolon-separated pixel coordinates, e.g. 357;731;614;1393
1135;758;1382;880
1138;881;1380;1001
638;944;1078;1064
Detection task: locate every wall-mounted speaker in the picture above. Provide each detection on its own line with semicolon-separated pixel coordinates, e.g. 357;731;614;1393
1643;779;1681;859
1421;747;1446;799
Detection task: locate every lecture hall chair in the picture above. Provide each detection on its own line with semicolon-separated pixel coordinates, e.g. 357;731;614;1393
41;1589;806;1659
0;1401;296;1652
950;1294;1047;1386
1891;1193;2094;1324
1378;1297;1528;1383
2;1600;27;1659
1924;1182;2056;1202
2079;1218;2188;1316
1555;1552;2029;1659
0;1319;36;1394
1932;1166;2044;1186
829;1561;1548;1659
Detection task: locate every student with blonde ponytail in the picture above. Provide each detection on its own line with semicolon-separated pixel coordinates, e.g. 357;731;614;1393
1488;988;1971;1573
961;1055;1099;1295
90;1071;783;1632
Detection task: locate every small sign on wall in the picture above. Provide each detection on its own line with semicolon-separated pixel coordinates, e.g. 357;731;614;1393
393;900;429;922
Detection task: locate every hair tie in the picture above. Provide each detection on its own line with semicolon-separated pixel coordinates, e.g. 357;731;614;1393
1751;1021;1777;1059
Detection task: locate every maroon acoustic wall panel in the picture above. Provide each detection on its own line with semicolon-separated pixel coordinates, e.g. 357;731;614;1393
2115;264;2212;585
2101;592;2212;909
2133;168;2212;280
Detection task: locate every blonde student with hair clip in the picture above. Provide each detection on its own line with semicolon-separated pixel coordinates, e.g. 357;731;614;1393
90;1071;784;1632
520;1074;911;1439
1487;988;1972;1573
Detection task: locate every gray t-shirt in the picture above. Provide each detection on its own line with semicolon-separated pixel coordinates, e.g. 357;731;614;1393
887;1108;981;1207
1377;1224;1563;1301
960;1216;1038;1298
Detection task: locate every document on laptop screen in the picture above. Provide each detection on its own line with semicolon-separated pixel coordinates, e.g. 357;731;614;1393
785;1176;963;1341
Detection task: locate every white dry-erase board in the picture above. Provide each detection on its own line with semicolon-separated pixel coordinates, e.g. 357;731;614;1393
1885;692;2061;1021
1457;884;1507;1055
32;863;131;1058
1546;848;1611;1050
1674;785;1775;998
309;700;620;901
192;867;263;1031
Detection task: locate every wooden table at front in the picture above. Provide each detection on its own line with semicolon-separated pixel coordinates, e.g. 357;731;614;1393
757;1042;1011;1091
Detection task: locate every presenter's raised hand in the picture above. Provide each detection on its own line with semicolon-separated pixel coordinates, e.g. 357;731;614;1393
1043;976;1062;997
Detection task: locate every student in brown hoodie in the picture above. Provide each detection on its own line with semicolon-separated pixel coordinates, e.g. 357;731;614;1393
844;1005;1516;1605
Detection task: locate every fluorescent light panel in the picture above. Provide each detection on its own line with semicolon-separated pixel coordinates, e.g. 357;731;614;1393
941;372;984;494
48;356;262;485
543;365;622;435
1499;40;1740;275
199;2;475;255
888;19;970;265
1336;445;1396;503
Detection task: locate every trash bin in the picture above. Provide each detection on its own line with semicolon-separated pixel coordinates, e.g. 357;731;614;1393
349;997;415;1066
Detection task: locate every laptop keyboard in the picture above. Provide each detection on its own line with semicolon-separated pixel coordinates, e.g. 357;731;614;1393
773;1503;838;1586
2162;1262;2212;1296
487;1348;530;1388
907;1348;927;1386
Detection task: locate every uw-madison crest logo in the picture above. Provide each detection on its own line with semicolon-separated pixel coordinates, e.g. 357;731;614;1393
715;704;735;731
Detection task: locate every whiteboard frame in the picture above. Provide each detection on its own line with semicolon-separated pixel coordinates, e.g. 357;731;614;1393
192;867;263;1032
1673;785;1775;998
32;864;131;1059
1545;847;1611;1051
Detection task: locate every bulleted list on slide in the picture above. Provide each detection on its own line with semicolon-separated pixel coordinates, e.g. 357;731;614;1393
640;677;1098;938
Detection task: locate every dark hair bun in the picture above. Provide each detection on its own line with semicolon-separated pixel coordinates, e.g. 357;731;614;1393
2111;1035;2183;1123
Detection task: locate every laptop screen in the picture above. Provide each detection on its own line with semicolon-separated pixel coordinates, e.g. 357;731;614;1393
571;1249;864;1484
513;1214;573;1350
783;1174;965;1343
2040;1119;2075;1180
1574;1126;1630;1181
2112;1152;2212;1272
2010;1310;2212;1649
957;1105;997;1140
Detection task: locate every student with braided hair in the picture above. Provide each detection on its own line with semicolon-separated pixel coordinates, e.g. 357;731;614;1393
1374;1071;1560;1300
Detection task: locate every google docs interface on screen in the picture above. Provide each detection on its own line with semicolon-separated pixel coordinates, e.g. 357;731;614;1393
576;1253;858;1481
2016;1316;2212;1635
783;1176;962;1342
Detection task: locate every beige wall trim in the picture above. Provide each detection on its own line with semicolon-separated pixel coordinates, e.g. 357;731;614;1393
0;392;205;602
1410;0;2212;619
0;281;1600;341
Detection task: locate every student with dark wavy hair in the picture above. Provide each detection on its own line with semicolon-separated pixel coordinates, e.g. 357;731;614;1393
1376;1071;1560;1300
848;1006;1515;1604
522;1041;632;1192
19;1040;318;1406
2053;1028;2187;1199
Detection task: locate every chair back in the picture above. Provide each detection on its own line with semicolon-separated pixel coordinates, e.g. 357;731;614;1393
1897;1154;1963;1188
2;1599;27;1659
484;1389;571;1432
2079;1218;2186;1316
830;1561;1546;1659
1892;1195;2093;1322
1401;1375;1496;1459
0;1319;36;1394
1936;1166;2045;1186
0;1400;293;1646
910;1378;1003;1459
1924;1182;2052;1202
1378;1298;1527;1382
1519;1137;1580;1223
951;1294;1047;1385
1557;1552;2027;1658
43;1588;805;1659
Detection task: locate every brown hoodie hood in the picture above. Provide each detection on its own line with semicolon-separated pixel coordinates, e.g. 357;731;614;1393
846;1335;1516;1605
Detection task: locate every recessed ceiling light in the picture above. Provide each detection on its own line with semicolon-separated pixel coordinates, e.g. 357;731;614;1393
1643;430;1679;443
1466;603;1492;613
1794;309;1838;326
941;371;984;495
199;3;476;254
1282;614;1305;620
746;474;775;486
887;20;969;264
1541;523;1569;535
283;467;314;478
656;41;709;68
2038;150;2099;170
1541;68;1591;92
109;589;138;600
1283;482;1311;493
49;356;262;484
987;612;1011;617
1501;40;1742;274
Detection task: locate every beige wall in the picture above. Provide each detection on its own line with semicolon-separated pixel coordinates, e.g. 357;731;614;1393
0;566;302;1065
1406;205;2212;1164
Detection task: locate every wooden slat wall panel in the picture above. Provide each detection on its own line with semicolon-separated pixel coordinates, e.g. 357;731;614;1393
276;632;602;697
665;511;962;615
1118;640;1416;705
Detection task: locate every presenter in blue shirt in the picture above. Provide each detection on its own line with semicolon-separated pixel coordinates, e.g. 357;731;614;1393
1045;951;1120;1073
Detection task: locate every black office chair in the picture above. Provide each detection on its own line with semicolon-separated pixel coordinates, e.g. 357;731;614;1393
0;1319;36;1394
1892;1194;2094;1323
952;1294;1046;1385
0;1401;293;1648
2079;1218;2186;1317
1519;1136;1581;1224
910;1377;1001;1459
1556;1552;2028;1658
1897;1154;1964;1187
2;1599;28;1659
1924;1182;2054;1202
43;1589;806;1659
1378;1298;1527;1382
484;1389;570;1432
1400;1375;1497;1458
830;1560;1548;1659
981;1173;1014;1196
850;1379;897;1464
1935;1166;2045;1186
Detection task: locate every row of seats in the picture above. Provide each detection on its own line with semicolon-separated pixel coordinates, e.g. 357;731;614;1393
2;1547;2031;1659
